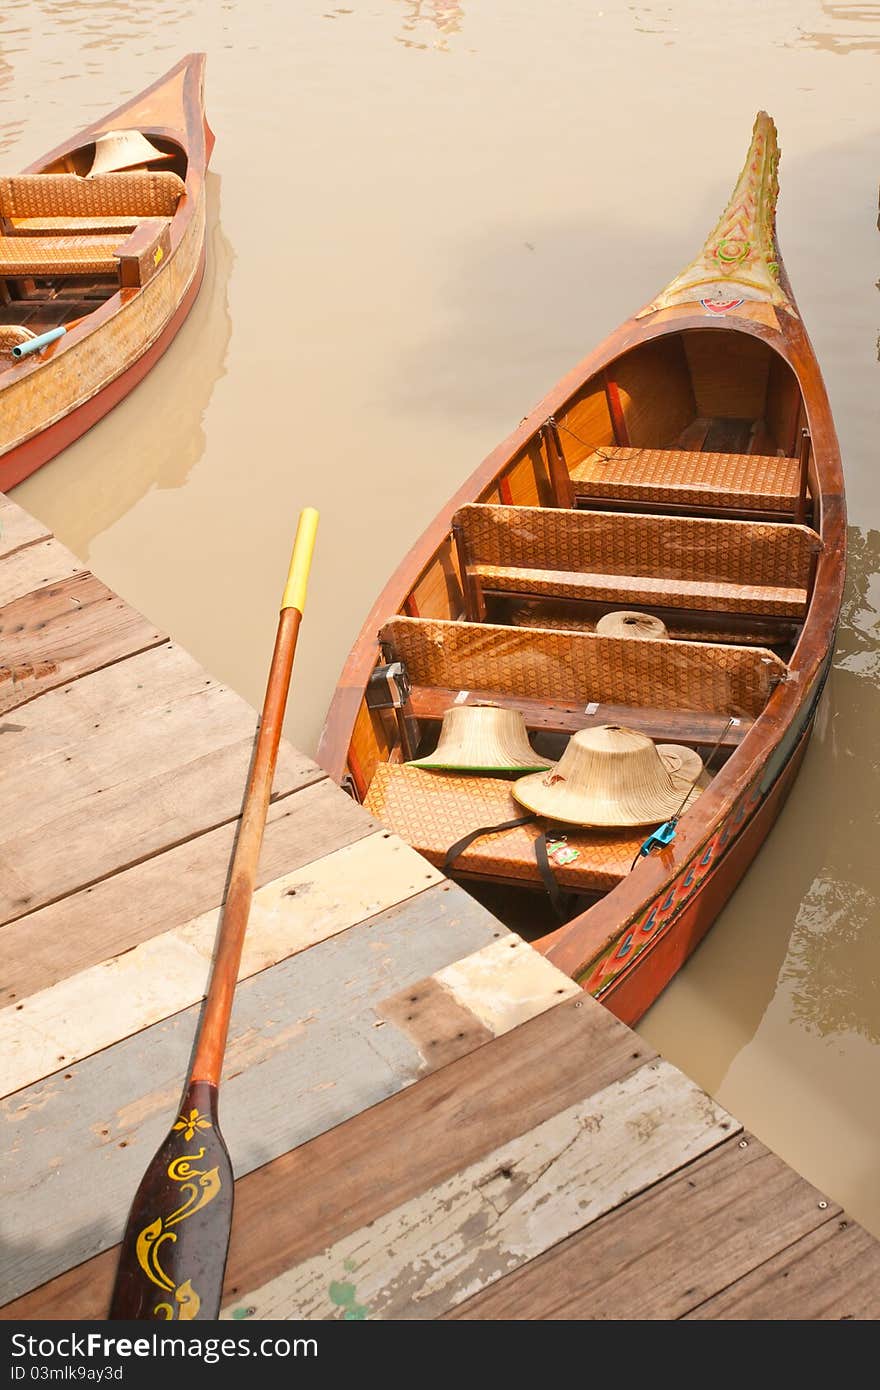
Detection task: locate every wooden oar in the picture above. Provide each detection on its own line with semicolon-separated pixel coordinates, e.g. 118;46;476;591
108;507;319;1322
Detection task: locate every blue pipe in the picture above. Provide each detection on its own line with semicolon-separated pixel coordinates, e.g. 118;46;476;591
12;326;67;359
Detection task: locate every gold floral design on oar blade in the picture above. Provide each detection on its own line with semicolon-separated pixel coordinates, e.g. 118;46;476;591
173;1109;212;1142
133;1119;223;1319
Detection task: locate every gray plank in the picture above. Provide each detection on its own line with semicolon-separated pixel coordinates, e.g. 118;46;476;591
0;881;506;1305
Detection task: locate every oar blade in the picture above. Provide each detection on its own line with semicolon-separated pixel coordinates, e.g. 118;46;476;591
109;1081;234;1321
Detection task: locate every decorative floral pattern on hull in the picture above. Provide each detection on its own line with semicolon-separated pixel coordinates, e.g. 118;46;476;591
580;782;764;995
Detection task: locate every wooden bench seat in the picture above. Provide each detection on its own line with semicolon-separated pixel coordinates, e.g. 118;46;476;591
379;617;787;721
570;446;802;515
0;233;126;277
364;763;644;893
408;684;750;748
472;563;806;617
454;503;819;625
0;218;170;287
10;216;142;235
0;172;185;221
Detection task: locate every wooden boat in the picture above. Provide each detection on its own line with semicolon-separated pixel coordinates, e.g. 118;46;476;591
0;54;213;491
318;113;846;1025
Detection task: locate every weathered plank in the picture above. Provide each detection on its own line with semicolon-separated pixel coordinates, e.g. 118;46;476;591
0;881;505;1306
448;1136;841;1320
1;778;376;1007
0;833;443;1096
0;573;165;715
0;496;51;560
0;537;83;609
223;1060;736;1320
0;730;321;925
3;995;650;1319
379;936;579;1073
685;1217;880;1320
3;683;276;841
0;642;213;765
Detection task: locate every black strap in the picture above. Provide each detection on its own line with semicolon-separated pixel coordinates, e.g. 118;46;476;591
443;814;537;870
534;830;569;920
443;816;570;922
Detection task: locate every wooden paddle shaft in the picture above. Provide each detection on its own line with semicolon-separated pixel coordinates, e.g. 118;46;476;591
190;509;318;1086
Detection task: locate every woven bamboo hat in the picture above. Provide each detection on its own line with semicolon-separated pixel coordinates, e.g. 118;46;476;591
409;703;551;774
88;130;172;176
596;610;668;640
512;724;703;826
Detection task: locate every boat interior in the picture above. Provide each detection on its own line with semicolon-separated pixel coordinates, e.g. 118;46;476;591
0;133;187;362
344;326;824;937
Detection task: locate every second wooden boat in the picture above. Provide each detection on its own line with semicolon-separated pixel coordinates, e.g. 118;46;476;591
0;54;213;491
319;113;846;1025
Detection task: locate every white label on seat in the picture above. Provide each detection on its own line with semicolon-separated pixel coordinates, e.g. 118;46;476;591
454;690;470;704
585;702;599;715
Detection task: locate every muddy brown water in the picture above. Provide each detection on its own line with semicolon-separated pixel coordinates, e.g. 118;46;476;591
8;1;880;1236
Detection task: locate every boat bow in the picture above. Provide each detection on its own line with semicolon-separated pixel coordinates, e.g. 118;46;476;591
639;111;795;318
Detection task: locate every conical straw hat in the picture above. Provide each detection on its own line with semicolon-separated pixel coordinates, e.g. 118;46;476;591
409;703;551;774
512;724;703;826
596;610;668;640
88;129;172;177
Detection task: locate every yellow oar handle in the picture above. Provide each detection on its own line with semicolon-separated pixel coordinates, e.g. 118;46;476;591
281;507;319;612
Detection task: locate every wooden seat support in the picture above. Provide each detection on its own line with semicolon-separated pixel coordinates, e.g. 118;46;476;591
407;684;750;748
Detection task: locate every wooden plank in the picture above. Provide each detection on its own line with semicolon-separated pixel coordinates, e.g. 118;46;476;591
222;1060;736;1320
1;683;276;841
0;833;444;1096
378;937;579;1073
0;642;213;765
0;495;51;559
0;778;376;1007
685;1217;880;1320
0;732;321;924
448;1135;841;1320
0;536;83;609
4;996;651;1319
0;881;505;1306
0;573;165;715
409;684;750;748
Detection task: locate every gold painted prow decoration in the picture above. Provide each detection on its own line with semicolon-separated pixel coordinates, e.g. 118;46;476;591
639;112;795;317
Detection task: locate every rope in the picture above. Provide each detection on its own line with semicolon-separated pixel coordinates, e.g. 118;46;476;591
547;415;648;466
629;717;736;871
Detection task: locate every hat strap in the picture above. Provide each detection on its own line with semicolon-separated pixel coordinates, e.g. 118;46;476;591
443;817;570;921
443;815;536;870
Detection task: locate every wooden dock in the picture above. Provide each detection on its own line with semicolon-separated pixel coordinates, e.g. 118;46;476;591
2;491;879;1322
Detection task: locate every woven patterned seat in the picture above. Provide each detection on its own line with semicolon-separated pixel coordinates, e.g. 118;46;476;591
10;216;142;235
570;446;802;513
454;503;819;620
0;172;185;221
380;617;785;719
0;233;125;277
364;763;644;892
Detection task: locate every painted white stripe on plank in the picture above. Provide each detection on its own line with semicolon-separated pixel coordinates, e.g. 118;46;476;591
222;1060;738;1321
0;832;442;1098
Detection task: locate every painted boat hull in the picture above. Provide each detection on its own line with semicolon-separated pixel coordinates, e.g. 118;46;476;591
319;113;846;1013
0;54;212;489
